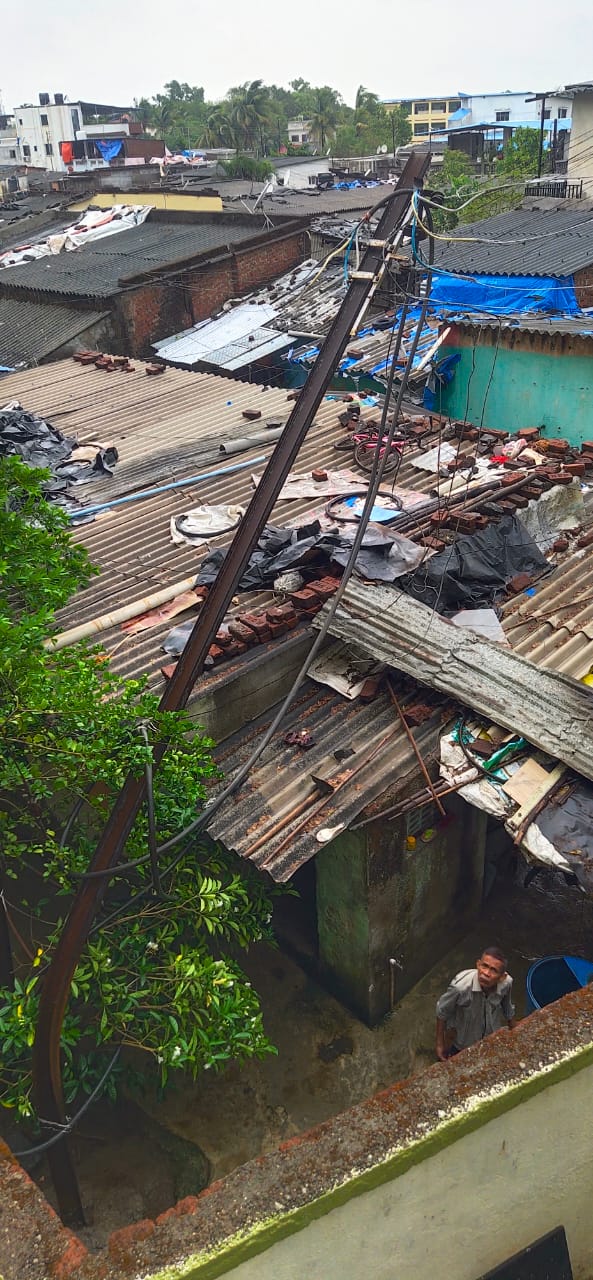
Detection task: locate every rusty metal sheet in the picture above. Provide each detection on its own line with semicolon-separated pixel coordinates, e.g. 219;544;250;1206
320;581;593;782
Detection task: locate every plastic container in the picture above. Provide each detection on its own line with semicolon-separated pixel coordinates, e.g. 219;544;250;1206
525;955;593;1013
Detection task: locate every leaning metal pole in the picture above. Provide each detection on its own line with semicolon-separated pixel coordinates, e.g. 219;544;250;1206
32;148;432;1225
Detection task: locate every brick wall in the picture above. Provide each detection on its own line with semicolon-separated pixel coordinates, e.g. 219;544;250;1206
117;230;307;358
574;265;593;309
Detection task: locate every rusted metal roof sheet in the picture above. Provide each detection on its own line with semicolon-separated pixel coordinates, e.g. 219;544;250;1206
321;581;593;781
502;548;593;680
0;359;458;692
207;680;443;881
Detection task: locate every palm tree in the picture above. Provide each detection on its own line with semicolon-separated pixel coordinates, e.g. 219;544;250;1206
228;80;270;153
310;89;338;151
200;107;235;148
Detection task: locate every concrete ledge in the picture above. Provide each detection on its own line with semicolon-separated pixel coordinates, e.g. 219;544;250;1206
63;983;593;1279
0;1137;88;1279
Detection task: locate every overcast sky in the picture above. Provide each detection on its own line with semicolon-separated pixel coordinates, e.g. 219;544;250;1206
2;0;593;112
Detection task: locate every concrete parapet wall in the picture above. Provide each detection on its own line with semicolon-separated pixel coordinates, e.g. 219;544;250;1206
5;984;592;1280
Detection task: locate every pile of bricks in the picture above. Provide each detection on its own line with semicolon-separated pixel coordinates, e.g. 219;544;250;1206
161;577;342;680
73;351;135;373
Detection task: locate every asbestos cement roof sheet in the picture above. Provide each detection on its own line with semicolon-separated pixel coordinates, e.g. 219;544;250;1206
502;548;593;681
433;205;593;277
0;219;273;299
0;296;108;368
451;314;593;338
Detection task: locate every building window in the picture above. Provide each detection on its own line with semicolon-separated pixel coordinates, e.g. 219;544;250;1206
543;109;551;120
9;149;16;158
496;111;510;122
558;108;568;119
448;100;461;112
414;102;428;114
414;123;430;136
45;142;53;156
431;101;447;113
23;145;30;157
71;109;80;133
18;117;23;125
40;113;49;126
290;134;300;142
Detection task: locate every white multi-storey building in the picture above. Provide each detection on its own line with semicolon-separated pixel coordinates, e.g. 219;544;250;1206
3;93;162;173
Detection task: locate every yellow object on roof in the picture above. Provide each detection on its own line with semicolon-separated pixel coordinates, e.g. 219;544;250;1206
68;191;223;214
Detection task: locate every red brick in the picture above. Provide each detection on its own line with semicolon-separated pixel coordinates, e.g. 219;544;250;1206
552;537;569;552
421;535;446;552
266;603;298;624
239;612;272;642
553;473;574;485
546;438;570;454
50;1235;89;1278
207;644;225;663
306;579;338;602
501;471;527;487
108;1219;155;1263
359;676;383;703
221;640;248;659
509;572;533;592
161;663;177;679
242;409;262;421
311;468;328;482
563;461;586;477
517;426;540;440
577;528;593;549
228;619;259;646
580;441;593;454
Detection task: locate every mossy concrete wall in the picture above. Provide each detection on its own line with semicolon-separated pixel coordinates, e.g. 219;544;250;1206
439;327;593;445
315;796;486;1024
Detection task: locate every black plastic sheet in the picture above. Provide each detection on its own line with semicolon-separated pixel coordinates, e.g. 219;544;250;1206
0;404;118;501
401;514;549;613
195;522;423;592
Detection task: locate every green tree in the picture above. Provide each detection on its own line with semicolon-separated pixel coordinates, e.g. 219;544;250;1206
0;457;276;1123
309;87;340;150
499;126;548;178
201;106;236;148
227;79;270;154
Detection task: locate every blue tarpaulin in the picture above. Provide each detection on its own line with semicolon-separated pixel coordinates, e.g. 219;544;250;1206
429;271;580;316
95;139;123;162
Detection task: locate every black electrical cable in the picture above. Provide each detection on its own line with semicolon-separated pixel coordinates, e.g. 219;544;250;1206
11;1046;122;1160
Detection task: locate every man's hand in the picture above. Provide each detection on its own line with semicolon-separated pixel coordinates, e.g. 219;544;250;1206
436;1016;448;1061
436;1044;448;1062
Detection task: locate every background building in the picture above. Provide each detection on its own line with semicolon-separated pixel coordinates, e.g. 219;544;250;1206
5;93;164;173
382;95;462;142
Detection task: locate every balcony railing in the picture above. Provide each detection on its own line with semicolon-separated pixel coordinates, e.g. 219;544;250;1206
524;176;583;199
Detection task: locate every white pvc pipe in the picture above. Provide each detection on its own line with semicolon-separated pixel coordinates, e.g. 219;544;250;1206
45;576;198;652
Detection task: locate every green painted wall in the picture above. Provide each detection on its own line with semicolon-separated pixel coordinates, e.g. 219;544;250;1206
439;344;593;445
316;830;370;1020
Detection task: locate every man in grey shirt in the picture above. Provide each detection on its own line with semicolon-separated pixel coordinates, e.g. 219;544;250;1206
436;946;516;1060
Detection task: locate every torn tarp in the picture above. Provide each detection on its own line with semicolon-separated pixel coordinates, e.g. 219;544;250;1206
0;402;118;501
401;514;549;613
195;521;425;593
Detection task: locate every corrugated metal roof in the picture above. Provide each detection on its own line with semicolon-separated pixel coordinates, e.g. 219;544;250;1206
0;220;275;299
153;260;346;369
0;296;108;367
0;357;465;692
207;681;443;880
433;206;593;277
502;548;593;679
221;184;391;218
451;314;593;338
321;581;593;782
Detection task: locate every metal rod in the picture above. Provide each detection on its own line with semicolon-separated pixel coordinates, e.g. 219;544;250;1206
32;149;433;1226
352;779;468;830
385;679;446;818
69;455;268;521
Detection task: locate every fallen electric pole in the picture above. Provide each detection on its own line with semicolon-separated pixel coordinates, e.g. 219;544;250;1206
32;147;432;1225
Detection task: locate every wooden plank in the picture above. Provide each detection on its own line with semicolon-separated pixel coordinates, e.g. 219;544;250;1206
319;582;593;782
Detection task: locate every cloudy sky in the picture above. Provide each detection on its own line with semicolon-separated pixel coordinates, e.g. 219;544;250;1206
2;0;593;111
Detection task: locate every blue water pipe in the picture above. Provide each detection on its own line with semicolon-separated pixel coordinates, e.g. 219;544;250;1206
69;454;268;521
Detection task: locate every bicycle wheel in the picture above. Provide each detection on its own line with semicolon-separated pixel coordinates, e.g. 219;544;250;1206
355;440;399;474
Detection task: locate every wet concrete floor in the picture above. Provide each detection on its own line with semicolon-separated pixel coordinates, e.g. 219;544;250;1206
33;869;593;1249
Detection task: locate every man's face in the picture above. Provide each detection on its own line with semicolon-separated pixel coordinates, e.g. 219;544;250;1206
476;953;506;991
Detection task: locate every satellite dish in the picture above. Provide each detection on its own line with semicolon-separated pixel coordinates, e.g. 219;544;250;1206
381;144;388;153
376;146;381;154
